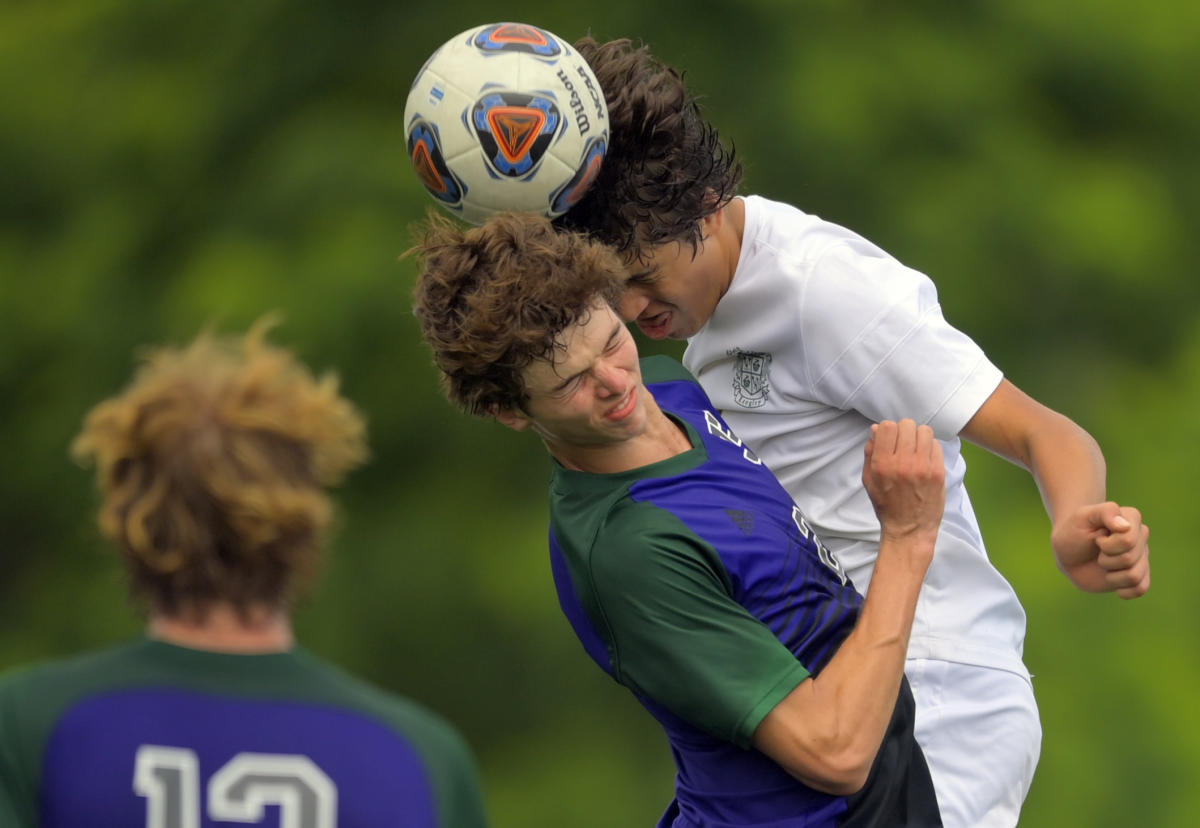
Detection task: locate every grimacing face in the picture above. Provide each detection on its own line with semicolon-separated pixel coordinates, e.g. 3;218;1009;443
498;301;648;452
618;210;735;340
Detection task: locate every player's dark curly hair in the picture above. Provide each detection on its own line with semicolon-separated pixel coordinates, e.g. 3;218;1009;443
557;36;743;261
71;320;367;621
412;211;626;416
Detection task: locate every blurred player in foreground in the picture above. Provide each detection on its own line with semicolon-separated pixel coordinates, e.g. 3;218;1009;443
0;322;489;828
556;36;1152;826
414;212;946;826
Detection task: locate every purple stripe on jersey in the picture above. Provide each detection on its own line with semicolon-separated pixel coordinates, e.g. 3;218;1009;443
635;691;849;826
549;528;614;675
622;376;860;825
636;378;862;675
40;688;439;827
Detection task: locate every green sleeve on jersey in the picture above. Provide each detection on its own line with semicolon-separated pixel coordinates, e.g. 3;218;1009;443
0;784;25;828
434;743;488;828
392;707;488;828
0;669;40;827
586;503;810;748
285;650;491;828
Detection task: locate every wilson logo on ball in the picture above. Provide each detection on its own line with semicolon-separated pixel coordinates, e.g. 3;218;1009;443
407;121;465;206
473;23;561;57
472;92;560;177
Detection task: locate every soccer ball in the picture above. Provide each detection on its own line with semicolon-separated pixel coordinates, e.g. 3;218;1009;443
403;22;609;225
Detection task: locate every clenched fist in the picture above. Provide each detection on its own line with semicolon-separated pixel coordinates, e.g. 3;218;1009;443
863;420;946;557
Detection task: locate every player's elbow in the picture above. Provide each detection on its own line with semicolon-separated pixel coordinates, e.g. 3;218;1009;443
790;743;874;795
755;685;883;795
765;728;877;795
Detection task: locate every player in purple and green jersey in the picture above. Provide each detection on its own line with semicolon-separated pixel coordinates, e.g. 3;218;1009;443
0;322;488;828
413;212;945;827
547;356;935;826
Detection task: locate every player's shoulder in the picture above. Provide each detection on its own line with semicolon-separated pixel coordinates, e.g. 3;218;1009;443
290;649;474;761
316;661;489;826
0;640;154;762
743;195;848;253
744;194;913;278
0;640;144;703
639;355;696;385
591;497;718;589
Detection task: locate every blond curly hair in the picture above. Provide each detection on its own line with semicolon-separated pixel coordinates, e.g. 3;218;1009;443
71;319;367;619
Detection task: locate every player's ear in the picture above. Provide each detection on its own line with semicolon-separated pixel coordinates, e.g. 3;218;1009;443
493;406;533;432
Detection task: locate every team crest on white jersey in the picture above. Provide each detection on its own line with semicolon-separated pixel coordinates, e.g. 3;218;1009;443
729;349;772;409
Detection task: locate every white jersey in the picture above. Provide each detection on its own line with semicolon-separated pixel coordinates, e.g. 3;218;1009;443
683;195;1029;678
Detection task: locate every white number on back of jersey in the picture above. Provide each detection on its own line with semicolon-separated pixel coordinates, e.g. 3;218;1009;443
135;745;337;828
134;746;199;828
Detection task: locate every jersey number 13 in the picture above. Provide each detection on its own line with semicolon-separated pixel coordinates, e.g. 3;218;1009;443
134;744;337;828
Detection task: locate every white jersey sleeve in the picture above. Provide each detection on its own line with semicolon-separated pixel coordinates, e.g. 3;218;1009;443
797;237;1002;440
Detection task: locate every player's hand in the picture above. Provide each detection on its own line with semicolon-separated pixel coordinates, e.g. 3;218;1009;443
862;420;946;553
1051;502;1151;599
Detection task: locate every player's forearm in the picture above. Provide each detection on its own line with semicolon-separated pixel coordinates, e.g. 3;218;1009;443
1024;414;1106;525
755;535;929;794
961;380;1106;524
756;418;942;792
808;540;926;767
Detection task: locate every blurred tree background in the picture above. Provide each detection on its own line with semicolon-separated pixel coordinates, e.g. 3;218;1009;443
1;0;1196;825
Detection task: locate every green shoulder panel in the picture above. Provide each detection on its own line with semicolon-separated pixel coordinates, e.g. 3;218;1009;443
582;500;809;748
0;668;33;826
286;650;489;828
0;644;144;826
639;355;697;385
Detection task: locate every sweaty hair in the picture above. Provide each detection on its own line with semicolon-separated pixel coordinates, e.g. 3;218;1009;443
71;320;367;620
412;211;626;417
557;36;743;261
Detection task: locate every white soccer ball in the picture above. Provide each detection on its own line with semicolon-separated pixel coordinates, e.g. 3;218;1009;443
403;22;609;225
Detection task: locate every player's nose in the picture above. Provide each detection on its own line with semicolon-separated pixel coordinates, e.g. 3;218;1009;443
594;359;627;395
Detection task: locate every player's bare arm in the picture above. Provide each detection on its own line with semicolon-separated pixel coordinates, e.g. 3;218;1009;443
752;420;945;794
961;379;1151;599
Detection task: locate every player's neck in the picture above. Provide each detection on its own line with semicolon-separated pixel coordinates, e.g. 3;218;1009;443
148;603;294;654
552;404;692;475
719;197;746;294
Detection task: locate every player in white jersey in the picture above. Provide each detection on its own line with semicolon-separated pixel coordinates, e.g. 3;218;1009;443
558;37;1151;828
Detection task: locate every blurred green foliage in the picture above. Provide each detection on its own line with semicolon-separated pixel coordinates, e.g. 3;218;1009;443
1;1;1195;825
